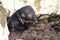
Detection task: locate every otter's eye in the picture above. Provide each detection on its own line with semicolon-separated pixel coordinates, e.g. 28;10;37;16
21;14;26;18
28;14;32;18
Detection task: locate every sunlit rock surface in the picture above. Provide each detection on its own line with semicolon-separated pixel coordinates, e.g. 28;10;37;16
1;0;60;17
0;4;10;40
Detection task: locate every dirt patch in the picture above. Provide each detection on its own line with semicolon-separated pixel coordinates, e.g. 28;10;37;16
9;15;60;40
